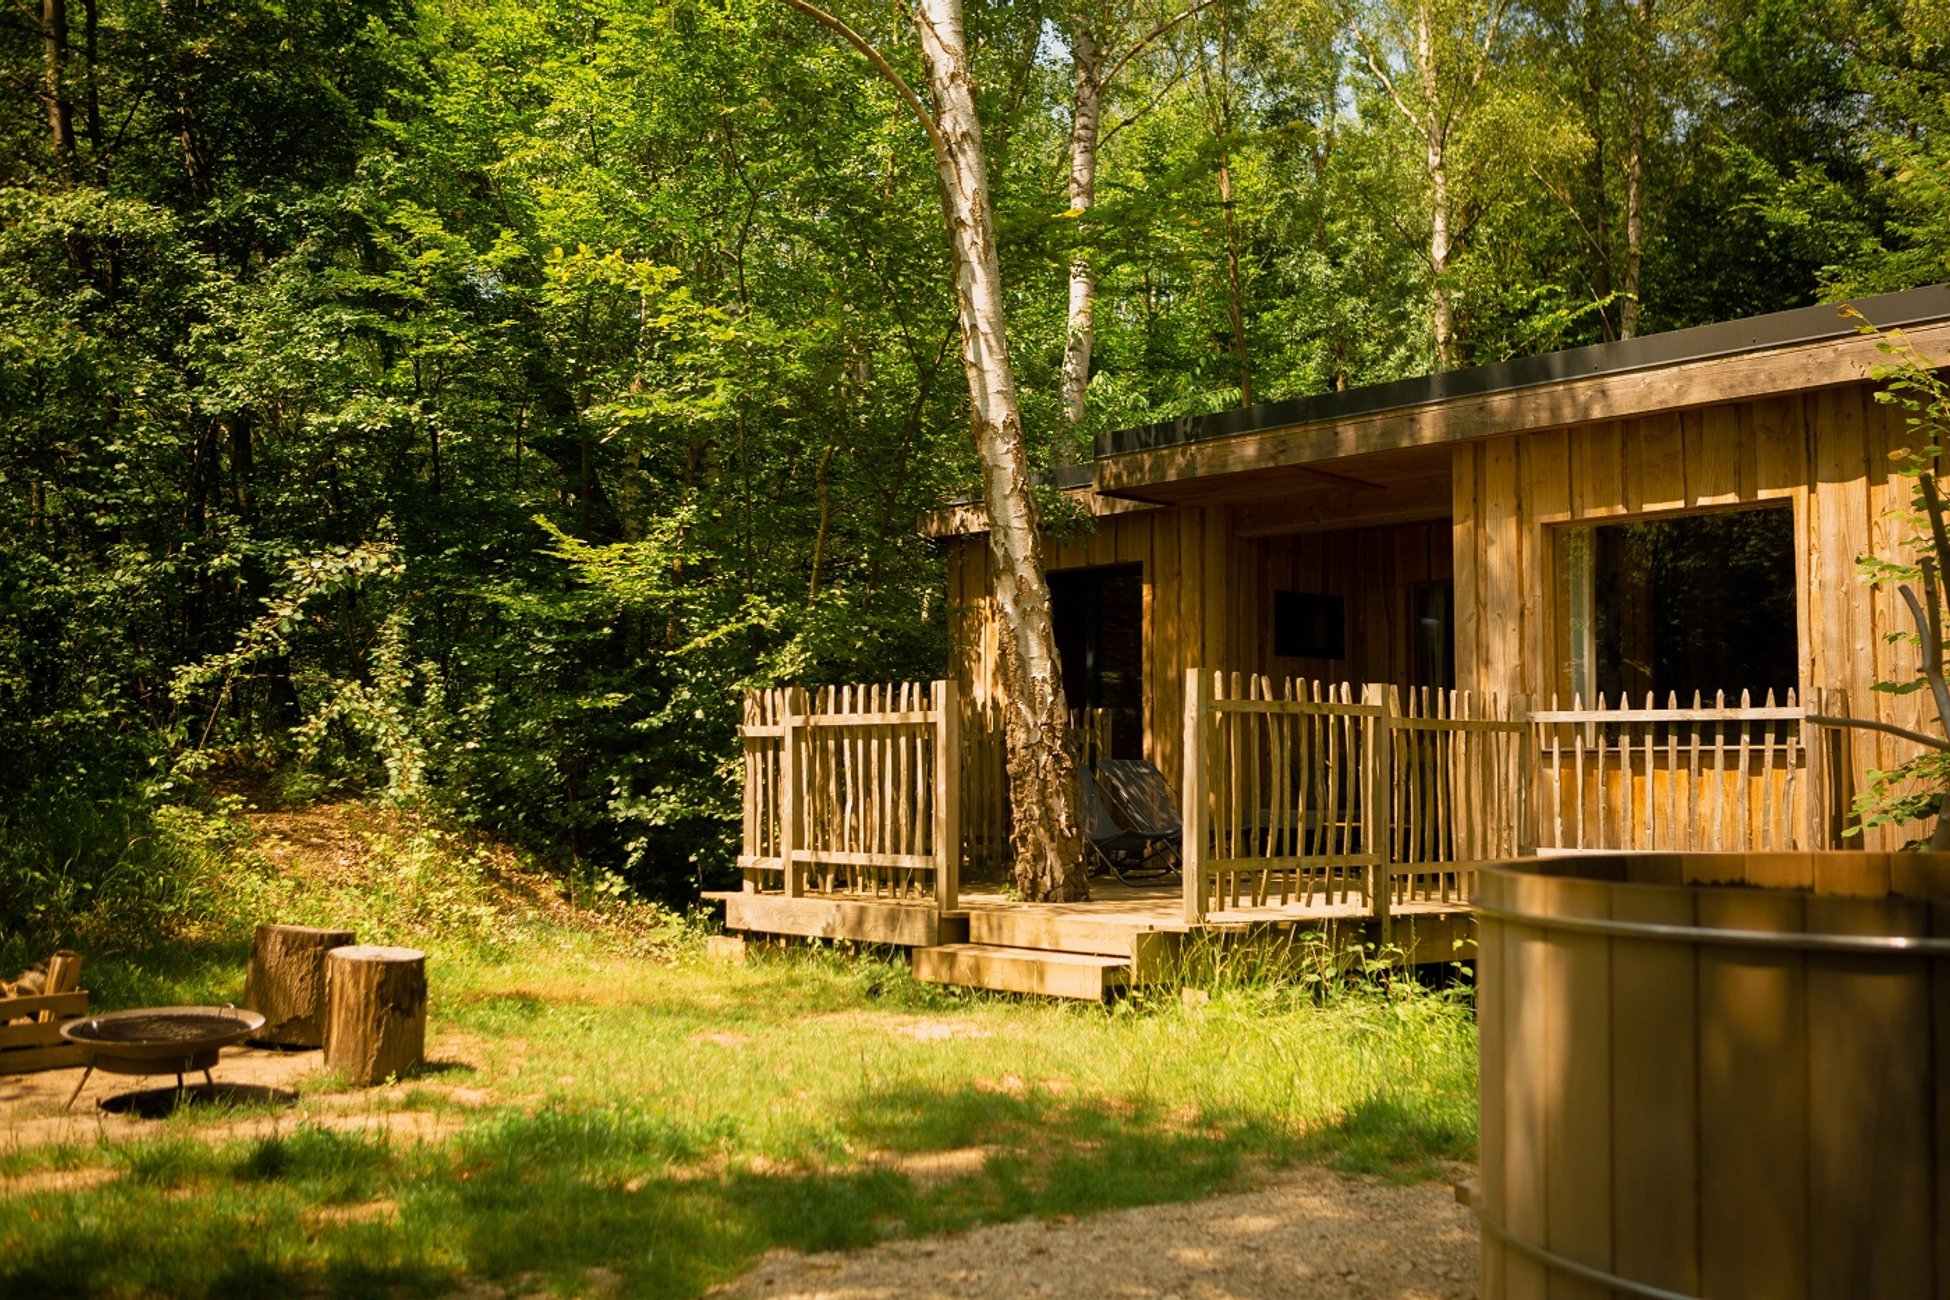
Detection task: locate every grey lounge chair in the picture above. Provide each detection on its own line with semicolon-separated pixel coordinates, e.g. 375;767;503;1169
1080;758;1182;884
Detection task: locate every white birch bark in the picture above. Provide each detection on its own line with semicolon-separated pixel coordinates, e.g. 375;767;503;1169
913;0;1087;902
1055;20;1102;464
1417;2;1457;371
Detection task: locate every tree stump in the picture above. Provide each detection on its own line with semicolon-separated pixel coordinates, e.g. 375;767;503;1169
243;924;357;1047
323;945;427;1086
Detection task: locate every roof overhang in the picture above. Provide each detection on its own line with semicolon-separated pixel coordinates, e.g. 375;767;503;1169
923;284;1950;537
1095;286;1950;502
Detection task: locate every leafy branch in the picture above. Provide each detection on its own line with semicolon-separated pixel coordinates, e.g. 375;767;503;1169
1847;310;1950;847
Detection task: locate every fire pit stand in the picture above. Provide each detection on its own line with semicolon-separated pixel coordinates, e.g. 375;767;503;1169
59;1005;266;1109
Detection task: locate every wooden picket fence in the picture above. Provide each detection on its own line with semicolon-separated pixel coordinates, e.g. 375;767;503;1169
1386;685;1532;908
738;680;960;908
961;696;1010;873
1180;670;1530;927
1529;688;1836;853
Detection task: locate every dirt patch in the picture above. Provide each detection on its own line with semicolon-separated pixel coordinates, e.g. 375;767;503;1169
0;1044;476;1156
711;1164;1479;1299
889;1019;992;1044
694;1031;752;1050
0;1045;327;1152
0;1166;120;1197
304;1197;399;1228
868;1146;996;1188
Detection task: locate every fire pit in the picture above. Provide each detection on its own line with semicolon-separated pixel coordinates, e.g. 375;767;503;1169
60;1005;266;1108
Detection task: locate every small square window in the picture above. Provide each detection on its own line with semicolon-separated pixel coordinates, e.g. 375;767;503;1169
1273;591;1345;660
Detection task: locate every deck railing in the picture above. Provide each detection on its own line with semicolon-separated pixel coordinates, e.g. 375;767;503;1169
1386;685;1532;912
738;680;959;909
1179;671;1530;927
1530;689;1837;853
961;696;1010;873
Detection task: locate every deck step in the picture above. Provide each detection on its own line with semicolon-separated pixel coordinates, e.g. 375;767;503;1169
912;943;1130;1000
967;910;1161;957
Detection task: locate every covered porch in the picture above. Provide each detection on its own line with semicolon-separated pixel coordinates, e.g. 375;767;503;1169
713;668;1534;997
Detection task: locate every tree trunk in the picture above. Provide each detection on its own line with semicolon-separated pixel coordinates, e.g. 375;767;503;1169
244;924;356;1047
1620;0;1652;340
1418;3;1458;371
81;0;101;173
1216;148;1254;406
912;0;1086;902
324;944;427;1085
1213;18;1253;406
1579;0;1614;341
1056;21;1102;465
43;0;76;173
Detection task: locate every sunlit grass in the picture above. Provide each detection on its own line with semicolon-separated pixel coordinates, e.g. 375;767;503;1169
0;803;1477;1298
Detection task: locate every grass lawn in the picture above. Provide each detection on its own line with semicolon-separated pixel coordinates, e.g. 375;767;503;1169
0;802;1477;1299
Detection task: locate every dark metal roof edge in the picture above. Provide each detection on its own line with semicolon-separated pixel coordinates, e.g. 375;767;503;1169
1093;283;1950;460
939;461;1094;510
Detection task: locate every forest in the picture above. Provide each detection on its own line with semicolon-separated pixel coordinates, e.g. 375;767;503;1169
3;0;1947;927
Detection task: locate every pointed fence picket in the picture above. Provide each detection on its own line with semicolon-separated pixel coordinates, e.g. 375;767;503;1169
1178;671;1531;927
737;680;959;909
1528;688;1837;853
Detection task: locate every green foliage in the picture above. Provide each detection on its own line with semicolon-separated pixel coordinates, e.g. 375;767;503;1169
1850;323;1950;843
2;0;1946;929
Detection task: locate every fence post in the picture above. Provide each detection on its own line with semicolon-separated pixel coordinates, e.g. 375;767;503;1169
1363;683;1394;945
1804;686;1835;851
779;686;805;898
739;690;759;893
1511;694;1537;859
1182;669;1211;925
933;678;961;914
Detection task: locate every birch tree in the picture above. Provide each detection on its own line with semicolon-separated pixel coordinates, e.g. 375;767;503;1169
1055;0;1216;459
1349;0;1511;369
780;0;1088;900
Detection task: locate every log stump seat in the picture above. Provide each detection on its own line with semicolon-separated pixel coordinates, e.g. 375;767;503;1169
323;945;427;1086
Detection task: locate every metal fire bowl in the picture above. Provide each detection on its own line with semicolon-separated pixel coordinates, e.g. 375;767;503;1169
61;1006;266;1077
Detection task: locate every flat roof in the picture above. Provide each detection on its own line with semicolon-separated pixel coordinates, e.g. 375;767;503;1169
1093;283;1950;460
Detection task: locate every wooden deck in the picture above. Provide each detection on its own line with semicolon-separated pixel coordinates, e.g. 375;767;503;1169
711;878;1473;999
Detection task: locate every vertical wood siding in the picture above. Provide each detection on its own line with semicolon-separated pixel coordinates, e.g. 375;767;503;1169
946;511;1449;785
1453;378;1926;850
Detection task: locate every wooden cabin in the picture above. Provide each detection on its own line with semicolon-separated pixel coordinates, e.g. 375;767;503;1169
934;284;1950;851
717;284;1950;997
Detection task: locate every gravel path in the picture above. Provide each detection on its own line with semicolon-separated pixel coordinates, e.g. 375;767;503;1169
714;1164;1479;1300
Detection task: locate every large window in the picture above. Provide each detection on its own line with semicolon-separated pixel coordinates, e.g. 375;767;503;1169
1560;506;1798;705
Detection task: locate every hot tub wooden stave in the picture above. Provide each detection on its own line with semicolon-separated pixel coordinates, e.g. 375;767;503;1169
1476;853;1950;1300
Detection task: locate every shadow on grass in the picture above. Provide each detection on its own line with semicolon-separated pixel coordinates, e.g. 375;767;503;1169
97;1083;298;1119
1;1075;1469;1300
0;933;256;1013
1294;1093;1475;1182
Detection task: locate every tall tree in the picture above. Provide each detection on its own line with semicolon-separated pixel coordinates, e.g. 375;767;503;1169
1350;0;1511;368
1056;0;1215;459
782;0;1086;900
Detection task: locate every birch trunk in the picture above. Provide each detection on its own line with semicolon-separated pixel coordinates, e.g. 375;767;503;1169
1620;0;1652;340
1055;22;1102;465
1417;2;1457;371
913;0;1087;902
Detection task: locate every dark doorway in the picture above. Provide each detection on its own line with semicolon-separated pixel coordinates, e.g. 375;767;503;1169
1408;582;1455;690
1049;565;1145;759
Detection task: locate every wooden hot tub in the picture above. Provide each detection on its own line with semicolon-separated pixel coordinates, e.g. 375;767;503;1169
1475;852;1950;1300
